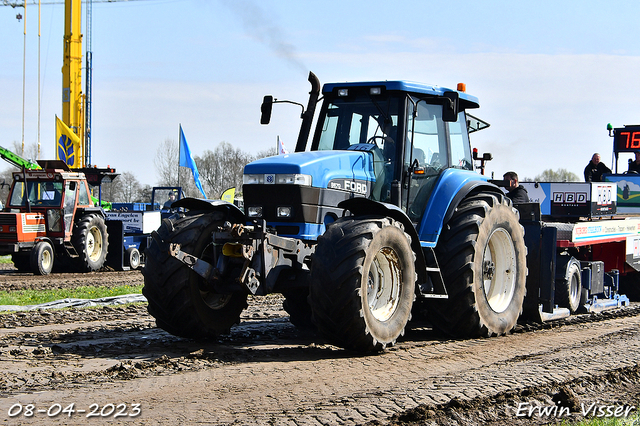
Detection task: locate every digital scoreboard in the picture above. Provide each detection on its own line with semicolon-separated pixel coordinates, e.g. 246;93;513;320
613;125;640;153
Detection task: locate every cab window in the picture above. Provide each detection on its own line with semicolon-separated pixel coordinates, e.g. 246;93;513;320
78;181;91;206
449;113;473;170
406;102;447;171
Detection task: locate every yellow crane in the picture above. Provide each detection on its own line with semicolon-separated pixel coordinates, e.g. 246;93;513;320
3;0;148;169
60;0;85;167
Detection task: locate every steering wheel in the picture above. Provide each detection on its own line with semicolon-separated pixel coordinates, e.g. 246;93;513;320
366;136;386;147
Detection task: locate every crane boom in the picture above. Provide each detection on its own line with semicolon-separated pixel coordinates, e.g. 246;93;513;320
61;0;84;168
0;145;41;170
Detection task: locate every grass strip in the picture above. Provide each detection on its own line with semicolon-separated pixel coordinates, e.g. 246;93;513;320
0;285;144;306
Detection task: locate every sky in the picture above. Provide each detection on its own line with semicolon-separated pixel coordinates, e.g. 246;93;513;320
2;0;640;190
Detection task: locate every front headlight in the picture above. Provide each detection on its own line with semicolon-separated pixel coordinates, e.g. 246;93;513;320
243;174;264;185
243;173;312;186
276;174;312;186
247;206;263;218
277;206;292;218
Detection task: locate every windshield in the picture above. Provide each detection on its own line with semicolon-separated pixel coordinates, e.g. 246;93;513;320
10;181;64;208
315;95;400;159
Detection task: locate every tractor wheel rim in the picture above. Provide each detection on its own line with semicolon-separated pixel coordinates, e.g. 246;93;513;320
87;226;103;262
367;247;402;322
42;249;52;270
482;228;517;313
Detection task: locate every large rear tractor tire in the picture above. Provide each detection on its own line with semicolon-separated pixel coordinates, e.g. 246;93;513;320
142;211;248;338
427;193;527;337
309;216;415;352
72;214;108;272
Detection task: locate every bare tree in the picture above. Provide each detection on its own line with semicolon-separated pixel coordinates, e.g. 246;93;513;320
155;138;279;201
101;172;145;203
154;138;179;186
153;138;203;198
526;168;580;182
119;172;143;202
136;185;153;203
0;169;12;208
0;142;40;207
196;142;256;199
11;141;39;163
255;147;278;159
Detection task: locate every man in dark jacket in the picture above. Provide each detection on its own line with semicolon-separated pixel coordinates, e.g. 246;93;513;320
584;153;611;182
629;151;640;173
503;171;529;204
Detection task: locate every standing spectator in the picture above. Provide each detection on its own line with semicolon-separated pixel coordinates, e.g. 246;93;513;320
629;151;640;174
584;153;611;182
503;171;529;204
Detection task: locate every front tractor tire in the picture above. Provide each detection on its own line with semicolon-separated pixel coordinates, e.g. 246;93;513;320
31;241;54;275
142;211;248;339
72;214;108;272
427;193;527;338
309;216;415;352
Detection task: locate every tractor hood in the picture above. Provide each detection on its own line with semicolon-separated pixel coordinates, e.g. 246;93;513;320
243;149;379;190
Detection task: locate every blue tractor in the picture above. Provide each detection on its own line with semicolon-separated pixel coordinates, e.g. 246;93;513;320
142;73;527;352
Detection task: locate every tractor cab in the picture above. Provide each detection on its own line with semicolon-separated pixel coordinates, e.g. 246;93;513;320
309;81;488;225
5;168;94;241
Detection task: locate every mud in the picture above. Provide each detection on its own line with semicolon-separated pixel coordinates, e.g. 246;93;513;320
0;265;640;425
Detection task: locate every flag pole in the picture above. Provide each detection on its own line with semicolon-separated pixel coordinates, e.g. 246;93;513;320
177;124;180;188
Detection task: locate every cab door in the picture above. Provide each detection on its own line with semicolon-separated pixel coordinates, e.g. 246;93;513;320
63;181;78;237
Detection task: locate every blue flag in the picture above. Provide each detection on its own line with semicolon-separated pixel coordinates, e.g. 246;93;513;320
179;125;207;198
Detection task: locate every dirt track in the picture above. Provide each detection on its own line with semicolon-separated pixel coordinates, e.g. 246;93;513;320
1;265;640;425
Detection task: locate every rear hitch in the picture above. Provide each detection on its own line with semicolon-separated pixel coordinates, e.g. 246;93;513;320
169;242;218;283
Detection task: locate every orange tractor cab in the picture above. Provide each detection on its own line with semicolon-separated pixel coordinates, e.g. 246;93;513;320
0;160;111;274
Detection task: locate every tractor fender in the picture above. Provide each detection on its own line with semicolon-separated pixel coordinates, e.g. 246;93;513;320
337;198;427;286
172;197;245;223
33;237;56;253
418;170;503;246
76;207;106;220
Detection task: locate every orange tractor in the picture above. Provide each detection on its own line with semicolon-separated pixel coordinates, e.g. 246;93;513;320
0;160;114;274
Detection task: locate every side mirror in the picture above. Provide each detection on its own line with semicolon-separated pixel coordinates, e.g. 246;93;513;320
260;95;273;125
442;91;459;122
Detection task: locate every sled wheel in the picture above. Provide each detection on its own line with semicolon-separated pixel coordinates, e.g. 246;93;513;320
125;247;141;270
555;257;584;314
